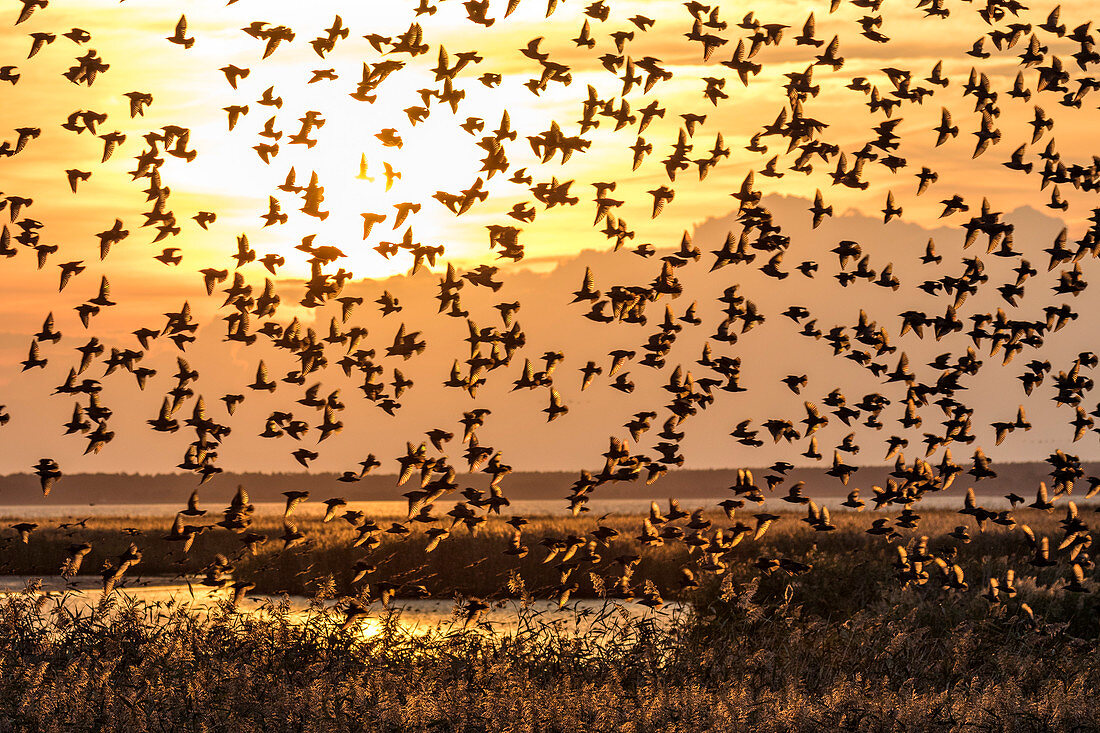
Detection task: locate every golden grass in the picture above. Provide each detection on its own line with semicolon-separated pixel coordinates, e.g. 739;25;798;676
0;506;1093;615
0;570;1095;732
0;505;1096;730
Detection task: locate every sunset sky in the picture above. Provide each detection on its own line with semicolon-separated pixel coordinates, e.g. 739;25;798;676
1;0;1098;479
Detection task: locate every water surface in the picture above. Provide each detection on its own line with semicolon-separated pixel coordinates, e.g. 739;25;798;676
0;494;1024;520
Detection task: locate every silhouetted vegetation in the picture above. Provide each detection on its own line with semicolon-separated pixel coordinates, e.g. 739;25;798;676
0;568;1096;732
4;508;1098;621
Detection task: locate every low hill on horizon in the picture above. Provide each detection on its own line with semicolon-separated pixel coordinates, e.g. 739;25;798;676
0;461;1090;506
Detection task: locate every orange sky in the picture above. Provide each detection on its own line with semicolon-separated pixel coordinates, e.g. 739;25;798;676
1;0;1098;479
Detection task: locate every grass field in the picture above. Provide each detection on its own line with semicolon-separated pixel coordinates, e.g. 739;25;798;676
0;559;1096;731
0;505;1095;729
0;504;1095;619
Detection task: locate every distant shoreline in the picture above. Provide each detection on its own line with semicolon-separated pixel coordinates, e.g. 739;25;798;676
0;462;1091;505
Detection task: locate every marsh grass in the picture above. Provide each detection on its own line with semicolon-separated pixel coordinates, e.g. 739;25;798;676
0;384;1090;715
2;507;1096;616
0;506;1098;729
0;572;1097;731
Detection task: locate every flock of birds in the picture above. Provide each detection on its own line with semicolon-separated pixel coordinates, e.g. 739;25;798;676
3;0;1100;622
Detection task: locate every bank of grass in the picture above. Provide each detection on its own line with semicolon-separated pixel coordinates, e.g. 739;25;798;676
0;506;1094;606
0;506;1097;640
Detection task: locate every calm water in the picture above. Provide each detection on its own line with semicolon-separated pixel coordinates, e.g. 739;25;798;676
0;494;1025;519
0;577;684;637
